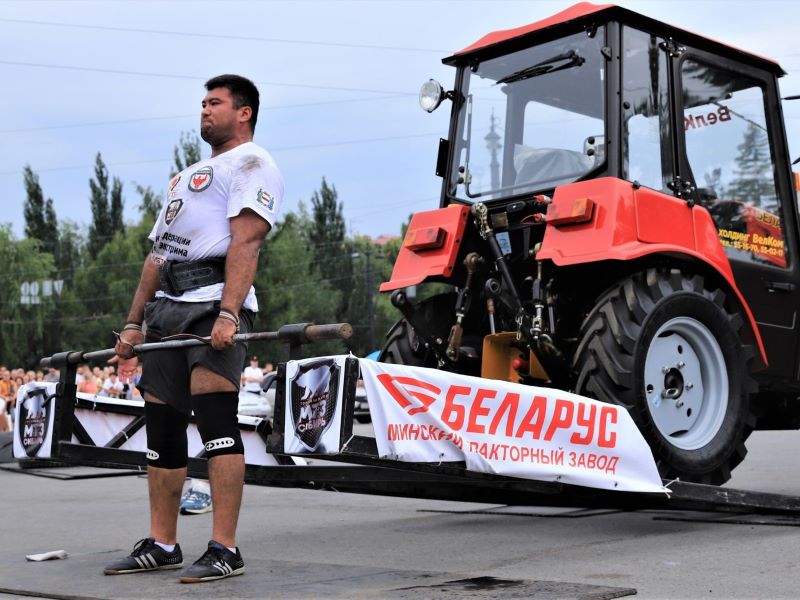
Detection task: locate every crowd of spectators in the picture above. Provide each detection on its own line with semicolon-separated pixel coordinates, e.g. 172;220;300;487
0;363;143;432
74;364;143;401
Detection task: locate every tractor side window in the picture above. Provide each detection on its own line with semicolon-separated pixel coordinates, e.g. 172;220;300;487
681;59;787;268
622;28;672;192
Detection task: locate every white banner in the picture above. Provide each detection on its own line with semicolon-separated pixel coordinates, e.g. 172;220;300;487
360;361;666;494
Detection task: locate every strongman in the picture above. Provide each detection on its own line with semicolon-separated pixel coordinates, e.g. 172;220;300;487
104;74;283;583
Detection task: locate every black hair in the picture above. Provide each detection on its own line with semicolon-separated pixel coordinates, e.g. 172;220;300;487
205;74;260;133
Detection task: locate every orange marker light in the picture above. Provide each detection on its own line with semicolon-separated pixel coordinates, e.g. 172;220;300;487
547;197;595;226
404;226;447;251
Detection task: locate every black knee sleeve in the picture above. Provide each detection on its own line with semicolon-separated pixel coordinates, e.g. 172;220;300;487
191;392;244;458
144;401;189;469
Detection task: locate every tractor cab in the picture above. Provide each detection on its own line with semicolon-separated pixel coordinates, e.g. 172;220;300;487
428;3;795;273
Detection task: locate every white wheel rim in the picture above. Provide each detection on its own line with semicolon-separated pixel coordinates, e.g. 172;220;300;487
643;316;728;450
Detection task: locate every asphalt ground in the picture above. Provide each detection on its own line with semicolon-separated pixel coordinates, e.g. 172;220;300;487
2;428;800;599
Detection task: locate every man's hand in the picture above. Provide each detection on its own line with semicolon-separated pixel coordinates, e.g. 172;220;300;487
211;316;237;350
114;329;143;383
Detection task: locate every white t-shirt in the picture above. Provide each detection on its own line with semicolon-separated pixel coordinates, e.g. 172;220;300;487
103;378;125;395
242;365;263;392
149;141;284;312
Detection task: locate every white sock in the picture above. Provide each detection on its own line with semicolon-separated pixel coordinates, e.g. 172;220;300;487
227;546;237;553
192;480;211;495
155;542;175;552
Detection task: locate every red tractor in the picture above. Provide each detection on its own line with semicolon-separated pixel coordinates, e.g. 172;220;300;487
378;2;800;485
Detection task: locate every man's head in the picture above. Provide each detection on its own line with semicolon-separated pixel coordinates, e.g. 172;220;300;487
201;74;260;147
250;356;259;366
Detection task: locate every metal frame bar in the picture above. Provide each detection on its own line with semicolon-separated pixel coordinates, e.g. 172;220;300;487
37;322;800;516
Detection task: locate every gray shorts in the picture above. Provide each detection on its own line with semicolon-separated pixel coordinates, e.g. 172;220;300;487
137;297;254;414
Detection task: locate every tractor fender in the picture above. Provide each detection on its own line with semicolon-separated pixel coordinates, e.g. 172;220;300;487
380;204;470;292
536;177;767;367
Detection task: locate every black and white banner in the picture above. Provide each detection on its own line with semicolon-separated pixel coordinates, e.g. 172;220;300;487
13;383;57;459
283;356;347;454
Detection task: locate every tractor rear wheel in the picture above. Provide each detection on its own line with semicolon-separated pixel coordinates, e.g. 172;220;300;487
379;293;458;368
572;268;755;485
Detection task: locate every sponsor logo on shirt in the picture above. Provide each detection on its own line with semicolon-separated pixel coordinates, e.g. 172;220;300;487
169;174;181;191
256;188;275;211
189;166;213;192
165;198;184;225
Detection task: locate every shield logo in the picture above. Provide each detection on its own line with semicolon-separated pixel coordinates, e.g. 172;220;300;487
289;359;340;451
164;198;183;225
168;174;181;191
188;166;213;192
17;386;52;458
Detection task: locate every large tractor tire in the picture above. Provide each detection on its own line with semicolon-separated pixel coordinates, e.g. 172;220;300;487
572;268;756;485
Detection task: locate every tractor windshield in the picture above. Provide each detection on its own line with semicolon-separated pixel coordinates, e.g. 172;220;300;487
450;29;606;201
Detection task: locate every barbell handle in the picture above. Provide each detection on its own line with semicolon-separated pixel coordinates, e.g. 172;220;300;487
40;323;352;368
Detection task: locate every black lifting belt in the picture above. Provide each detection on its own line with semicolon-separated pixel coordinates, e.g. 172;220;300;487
159;257;226;296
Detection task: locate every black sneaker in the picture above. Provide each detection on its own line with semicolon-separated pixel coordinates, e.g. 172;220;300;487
104;538;183;575
179;540;245;583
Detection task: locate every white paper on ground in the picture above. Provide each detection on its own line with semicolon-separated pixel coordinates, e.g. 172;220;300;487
25;550;68;561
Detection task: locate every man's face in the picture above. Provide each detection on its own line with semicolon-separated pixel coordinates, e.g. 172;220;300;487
200;87;242;146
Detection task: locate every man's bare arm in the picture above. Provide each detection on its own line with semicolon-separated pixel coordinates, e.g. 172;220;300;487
212;209;270;349
114;256;160;380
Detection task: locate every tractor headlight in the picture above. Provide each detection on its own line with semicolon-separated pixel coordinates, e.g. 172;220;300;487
419;79;445;113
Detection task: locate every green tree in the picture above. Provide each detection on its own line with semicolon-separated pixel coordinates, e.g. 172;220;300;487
64;220;152;353
110;176;125;235
43;198;59;254
308;178;353;318
252;212;344;359
54;220;86;286
310;178;346;258
136;183;162;221
172;130;202;176
23;165;58;254
343;237;396;355
0;225;57;367
727;123;775;208
88;153;113;259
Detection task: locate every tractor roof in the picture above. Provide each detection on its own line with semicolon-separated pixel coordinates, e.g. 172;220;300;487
445;2;784;76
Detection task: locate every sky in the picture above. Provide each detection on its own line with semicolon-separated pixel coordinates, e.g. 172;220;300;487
3;0;800;242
